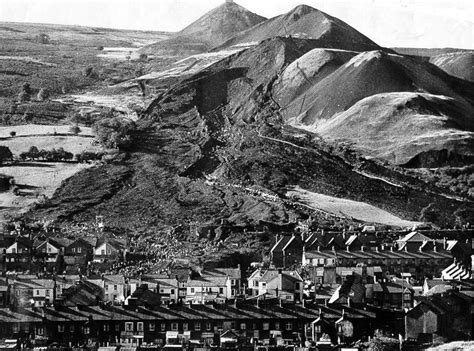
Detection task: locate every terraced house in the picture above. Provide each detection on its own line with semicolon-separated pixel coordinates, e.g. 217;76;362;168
0;302;377;348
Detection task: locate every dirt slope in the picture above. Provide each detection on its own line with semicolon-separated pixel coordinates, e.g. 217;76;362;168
310;92;474;166
31;40;468;234
273;48;358;108
430;51;473;82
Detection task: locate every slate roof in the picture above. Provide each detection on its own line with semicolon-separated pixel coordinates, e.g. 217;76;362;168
259;270;302;283
0;302;376;323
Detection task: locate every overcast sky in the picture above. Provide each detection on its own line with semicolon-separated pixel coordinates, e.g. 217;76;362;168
1;0;472;48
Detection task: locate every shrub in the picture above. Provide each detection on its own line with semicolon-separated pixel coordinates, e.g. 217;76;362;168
18;90;31;102
35;33;50;44
69;125;82;135
9;131;16;137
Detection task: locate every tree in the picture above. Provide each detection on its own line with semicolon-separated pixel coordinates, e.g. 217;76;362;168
69;125;82;135
419;203;439;223
9;131;16;137
37;88;49;101
0;146;13;164
18;83;32;102
28;146;40;160
92;117;135;149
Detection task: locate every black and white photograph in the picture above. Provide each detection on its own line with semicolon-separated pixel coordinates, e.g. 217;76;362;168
0;0;472;350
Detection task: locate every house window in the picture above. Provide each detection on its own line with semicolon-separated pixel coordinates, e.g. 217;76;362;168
101;249;105;255
295;282;300;290
314;325;321;333
206;322;212;331
115;324;120;332
171;323;178;331
263;323;269;330
231;279;235;285
70;325;75;333
72;248;76;253
36;290;40;295
83;326;90;335
404;293;411;300
125;322;133;332
219;287;224;294
274;322;280;330
104;284;109;290
190;288;195;293
286;322;293;331
36;327;44;335
161;323;166;331
183;323;188;331
77;247;82;253
149;323;155;332
114;285;118;291
104;324;110;332
170;289;175;294
46;290;50;297
240;323;246;330
137;322;144;332
195;322;201;331
12;324;19;333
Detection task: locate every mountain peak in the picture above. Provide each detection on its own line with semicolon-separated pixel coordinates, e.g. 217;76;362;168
287;4;319;17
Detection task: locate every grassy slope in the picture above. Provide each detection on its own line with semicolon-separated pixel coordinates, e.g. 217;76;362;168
0;22;170;98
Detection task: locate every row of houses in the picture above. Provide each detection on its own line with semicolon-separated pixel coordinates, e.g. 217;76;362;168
0;301;377;348
0;235;127;272
272;231;472;279
0;266;244;308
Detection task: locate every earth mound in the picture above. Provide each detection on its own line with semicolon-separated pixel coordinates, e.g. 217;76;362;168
286;50;474;126
217;4;381;52
140;1;266;55
313;92;474;165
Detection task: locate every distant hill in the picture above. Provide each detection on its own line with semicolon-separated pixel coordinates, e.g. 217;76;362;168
140;1;266;55
216;4;380;52
392;47;472;58
430;51;473;82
